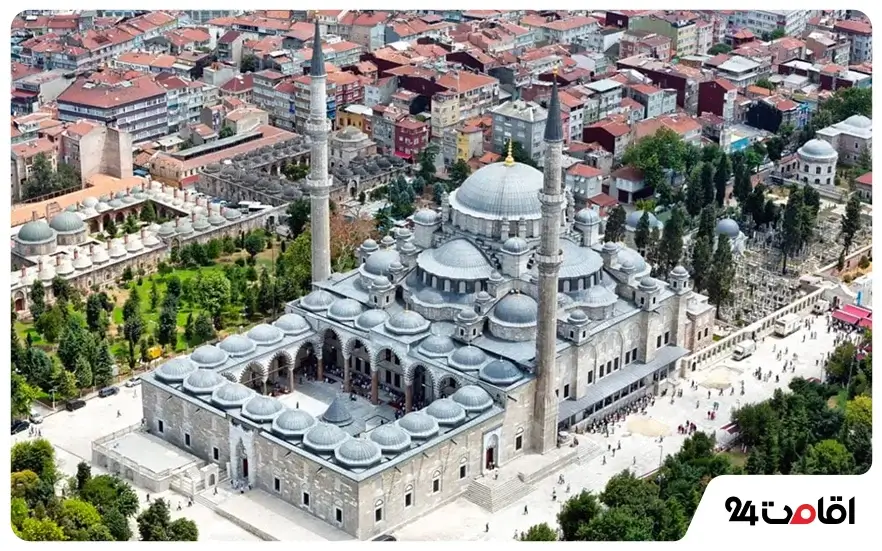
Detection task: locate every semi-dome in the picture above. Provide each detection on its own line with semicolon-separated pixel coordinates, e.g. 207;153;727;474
418;335;456;357
328;298;365;322
555;240;605;279
416;239;494;280
625;210;659;229
451;385;493;413
583;285;617;307
415;287;444;304
575;208;601;225
242;395;284;422
426;398;466;426
16;220;55;243
798;139;838;160
49;211;85;233
218;334;257;357
397;411;439;440
321;396;354;426
274;313;311;335
369;424;412;454
155;357;196;383
502;236;530;254
335;438;382;469
272;409;316;438
715;218;741;238
183;369;226;394
211;383;255;409
616;247;647;273
451;162;544;220
190;345;229;368
448;346;487;371
303;423;348;453
355;309;388;330
479;359;523;387
492;294;538;325
364;249;401;277
247;323;284;346
300;289;336;311
413;209;439;225
385;310;430;335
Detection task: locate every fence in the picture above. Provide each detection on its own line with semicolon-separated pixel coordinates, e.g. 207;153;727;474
92;423;198;484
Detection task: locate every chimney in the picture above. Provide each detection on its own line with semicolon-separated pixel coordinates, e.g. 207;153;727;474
38;260;43;272
192;212;196;222
21;267;26;277
56;255;61;266
124;233;128;244
176;218;181;227
107;240;111;250
89;244;94;255
141;228;146;240
74;249;79;259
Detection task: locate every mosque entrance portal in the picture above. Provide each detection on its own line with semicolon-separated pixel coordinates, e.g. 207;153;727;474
241;457;249;479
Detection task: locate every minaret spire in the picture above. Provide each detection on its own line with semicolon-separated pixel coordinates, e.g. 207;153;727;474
306;19;331;284
532;65;564;454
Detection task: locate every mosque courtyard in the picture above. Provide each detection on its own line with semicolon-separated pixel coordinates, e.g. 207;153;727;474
15;310;846;541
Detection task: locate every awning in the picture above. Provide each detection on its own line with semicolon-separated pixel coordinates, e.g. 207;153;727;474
842;304;872;319
832;311;860;325
859;318;872;329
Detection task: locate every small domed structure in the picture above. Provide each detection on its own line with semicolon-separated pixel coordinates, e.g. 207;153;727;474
218;334;257;357
242;395;284;423
568;309;589;324
183;369;226;394
274;313;311;336
272;409;316;439
418;335;456;358
638;277;659;292
625;210;661;229
355;309;388;330
479;359;523;387
369;424;412;454
211;383;254;409
328;298;365;322
300;289;336;311
385;310;430;335
397;411;439;440
413;209;439;225
335;438;382;469
247;324;284;346
502;236;530;254
155;357;196;383
492;294;538;325
575;208;601;225
715;218;740;239
190;345;229;368
426;398;467;426
303;423;348;453
451;385;493;413
671;265;689;278
364;249;401;277
49;211;86;233
448;346;487;371
16;220;55;243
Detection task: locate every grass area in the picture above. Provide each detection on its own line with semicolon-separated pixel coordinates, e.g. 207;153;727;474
720;450;748;468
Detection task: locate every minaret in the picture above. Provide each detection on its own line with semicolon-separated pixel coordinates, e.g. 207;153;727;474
306;20;332;284
532;68;564;454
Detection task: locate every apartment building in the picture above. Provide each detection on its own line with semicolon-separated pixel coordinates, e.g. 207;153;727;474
11;69;74;115
157;74;205;133
726;10;809;37
490;100;548;163
697;78;737;122
56;74;168;143
619;31;674;62
11;138;59;201
834;19;872;63
520;14;601;45
630;12;699;57
627;83;678;119
428;71;499;139
707;55;766;88
393;116;430;160
371;104;407;154
585;78;624;121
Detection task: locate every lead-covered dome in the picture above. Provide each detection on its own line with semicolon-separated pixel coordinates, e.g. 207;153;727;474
183;369;226;394
385;310;430;335
418;335;456;358
448;346;487;371
155;357;196;383
715;218;741;239
211;383;255;409
625;210;661;229
492;294;538;325
247;323;284;346
417;239;494;279
397;411;439;440
335;438;382;469
300;289;336;311
369;424;412;454
413;209;439;225
502;236;530;254
451;162;544;220
242;395;284;422
274;313;310;336
451;385;493;413
479;359;523;387
190;345;229;368
272;409;316;439
364;249;401;277
303;423;348;453
16;220;55;243
355;309;388;330
575;208;601;226
49;211;85;233
218;334;257;357
798;139;838;160
843;114;871;129
328;298;365;322
426;398;466;426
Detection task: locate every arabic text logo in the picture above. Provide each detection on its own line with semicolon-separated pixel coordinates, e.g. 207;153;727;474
725;496;855;525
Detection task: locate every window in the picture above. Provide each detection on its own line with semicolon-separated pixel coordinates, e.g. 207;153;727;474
816;166;821;174
336;507;343;523
657;335;662;348
563;384;570;398
184;433;191;447
212;447;219;461
375;505;384;523
158;420;164;433
459;465;467;479
625;350;631;364
704;328;709;337
515;435;523;450
664;331;670;344
587;371;594;384
828;166;833;173
274;477;280;492
405;491;413;508
613;358;619;371
302;492;310;507
599;364;605;377
432;477;441;493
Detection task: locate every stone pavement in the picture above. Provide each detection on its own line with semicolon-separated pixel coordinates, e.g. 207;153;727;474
394;312;843;541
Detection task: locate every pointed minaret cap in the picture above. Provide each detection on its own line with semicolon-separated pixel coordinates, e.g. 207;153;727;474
310;20;326;77
544;65;563;142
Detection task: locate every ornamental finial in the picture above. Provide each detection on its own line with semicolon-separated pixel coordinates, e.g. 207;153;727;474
504;139;514;166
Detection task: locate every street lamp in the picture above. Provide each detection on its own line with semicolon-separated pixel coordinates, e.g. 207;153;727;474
50;388;56;410
658;444;664;470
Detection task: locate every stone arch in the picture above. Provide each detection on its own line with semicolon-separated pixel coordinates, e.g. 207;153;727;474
115;212;125;224
13;291;26;312
268;349;294;374
408;363;436;407
221;371;237;382
370;346;405;373
434;373;460;398
320;327;346;371
240;361;268;391
293;340;318;378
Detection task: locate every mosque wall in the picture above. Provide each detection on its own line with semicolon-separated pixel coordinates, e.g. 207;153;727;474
498;381;535;459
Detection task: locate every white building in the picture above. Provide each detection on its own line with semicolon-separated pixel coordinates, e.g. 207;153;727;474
796;139;838;186
816;115;872;166
726;10;809;37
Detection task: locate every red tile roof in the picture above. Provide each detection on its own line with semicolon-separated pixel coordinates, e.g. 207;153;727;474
567;163;603;178
834;19;872;35
58;75;167;108
855;172;872;186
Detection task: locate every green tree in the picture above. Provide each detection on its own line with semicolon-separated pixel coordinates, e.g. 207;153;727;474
557;490;603;540
139;200;156;222
22;153;57;199
156;301;179;351
244;232;266;259
580;507;654;541
168;518;199;541
54;366;79;400
11;438;58;485
634;212;651;253
18;517;67;541
137;498;197;541
604;205;626;243
779;188;807;274
707;233;735;317
448;158;471;189
285;198;310;237
714;154;732;207
510;140;537;168
74;355;93;389
103;508;133;541
149;283;161;311
12;372;39;420
822;86;871;122
697;205;716;241
193;313;216;343
57;315;89;373
240;54;258;72
104;217;118;239
29;279;46;322
20;347;56;391
92;340;115;388
708;43;731;55
165;276;183;302
85;293;108;333
257;268;275;315
840;193;862;256
599;471;658;512
11;496;29;529
519;523;558;541
80;474;139;518
123;214;139;235
754;78;776;91
139;339;150;364
797;440;854;474
842;395;872;473
690;236;712;293
76;461;92;491
765;136;784;161
57;498;108;541
219;126;236;139
732;163;753;205
857;147;871;173
417;142;440;184
195;271;231;329
122;290;144;371
658;206;685;275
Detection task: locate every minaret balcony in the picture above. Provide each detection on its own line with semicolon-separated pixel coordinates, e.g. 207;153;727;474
305;119;330;136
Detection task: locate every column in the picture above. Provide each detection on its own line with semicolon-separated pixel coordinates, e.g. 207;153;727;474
261;380;267;395
405;382;413;413
371;369;379;405
317;357;324;381
288;368;294;391
343;356;352;393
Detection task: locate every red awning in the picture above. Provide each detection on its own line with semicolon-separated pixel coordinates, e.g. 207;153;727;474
832;311;860;325
842;304;872;319
393;151;412;160
859;318;872;329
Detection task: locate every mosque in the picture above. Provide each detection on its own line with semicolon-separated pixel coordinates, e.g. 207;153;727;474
139;22;715;540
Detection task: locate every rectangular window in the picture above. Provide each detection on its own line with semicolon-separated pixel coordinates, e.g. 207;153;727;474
212;447;219;461
664;331;670;344
432;478;441;493
599;364;605;377
274;477;280;492
515;435;523;450
405;492;413;507
158;420;164;433
375;506;383;523
184;433;191;447
302;492;310;507
563;384;570;398
625;351;631;364
657;335;662;348
459;465;467;479
588;371;594;384
613;358;619;371
607;361;613;374
336;507;343;523
632;347;638;361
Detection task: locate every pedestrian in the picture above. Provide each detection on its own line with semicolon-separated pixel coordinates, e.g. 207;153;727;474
146;494;151;502
617;440;621;450
632;456;636;465
602;455;606;465
485;523;489;533
523;505;529;515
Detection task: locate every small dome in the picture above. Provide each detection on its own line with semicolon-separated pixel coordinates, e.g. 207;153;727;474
272;409;316;438
798;138;838;160
143;233;161;247
73;252;93;270
479;359;523;387
426;398;466;426
638;277;659;292
16;220;55;243
671;265;689;278
155;357;196;383
321;396;354;426
380;235;395;248
91;247;109;264
208;213;226;226
82;197;99;208
418;335;456;358
193;217;211;231
57;257;75;276
190;345;229;368
303;422;348;453
457;308;479;322
843;114;872;129
300;289;336;311
448;346;487;371
715;218;741;239
397;411;439;440
452;385;493;413
502;236;530;254
39;263;56;281
413;209;439;225
364;249;401;277
49;211;86;233
95;202;111;213
125;238;144;253
242;395;284;422
218;334;257;357
335;438;382;469
568;309;589;324
583;285;617;307
575;208;601;226
211;383;255;409
355;309;388;330
492;294;538;325
489;270;503;281
109;242;127;258
224;208;242;220
361;238;378;251
625;210;660;229
183;369;226;394
369;424;412;454
415;287;444;304
274;313;311;335
108;198;123;209
328;298;365;322
385;310;430;335
247;324;284;346
371;275;393;290
476;290;492;302
176;222;194;235
158;222;177;236
616;247;646;273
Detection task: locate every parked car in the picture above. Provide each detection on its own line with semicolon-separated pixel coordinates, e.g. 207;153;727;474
11;419;29;435
125;377;141;388
373;535;397;541
65;399;86;412
98;387;119;398
29;411;43;424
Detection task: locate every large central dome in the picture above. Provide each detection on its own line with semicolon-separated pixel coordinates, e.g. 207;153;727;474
450;161;544;220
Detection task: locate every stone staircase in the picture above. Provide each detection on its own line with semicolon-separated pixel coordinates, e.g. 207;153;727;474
575;441;604;466
517;447;578;485
465;476;533;513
